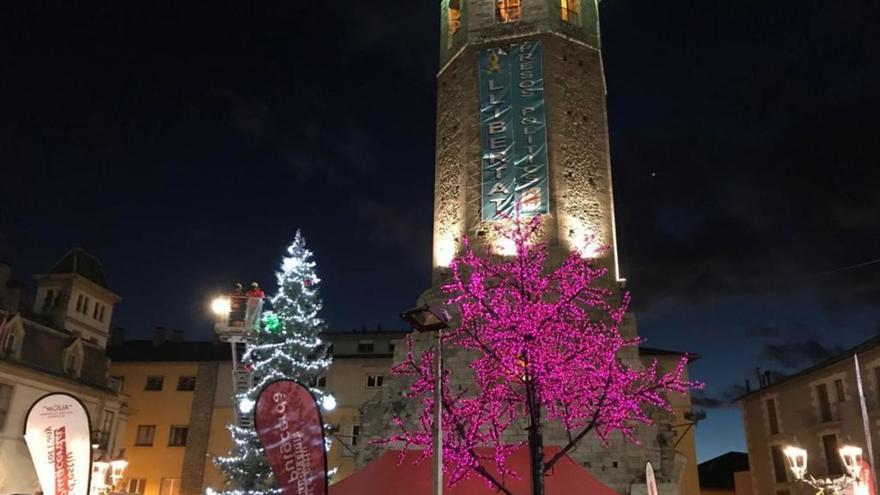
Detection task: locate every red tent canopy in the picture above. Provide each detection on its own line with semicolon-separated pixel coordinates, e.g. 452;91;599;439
330;446;620;495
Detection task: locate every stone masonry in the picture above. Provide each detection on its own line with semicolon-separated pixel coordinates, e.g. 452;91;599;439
181;363;220;495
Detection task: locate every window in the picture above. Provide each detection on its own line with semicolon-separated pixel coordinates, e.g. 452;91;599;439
168;426;188;447
63;342;83;377
2;333;17;357
771;445;788;483
495;0;521;22
111;376;125;392
766;398;780;435
99;305;106;322
177;376;196;391
834;379;845;402
101;410;115;430
366;374;385;389
43;290;55;310
93;303;100;319
126;479;147;495
823;434;843;476
388;343;396;353
341;424;361;456
83;297;90;315
447;0;461;48
816;383;832;422
135;425;156;446
326;343;334;357
358;340;374;353
145;376;164;391
159;478;181;495
561;0;581;25
0;383;12;431
76;295;83;312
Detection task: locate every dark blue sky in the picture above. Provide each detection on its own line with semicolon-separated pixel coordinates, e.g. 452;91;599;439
1;0;878;462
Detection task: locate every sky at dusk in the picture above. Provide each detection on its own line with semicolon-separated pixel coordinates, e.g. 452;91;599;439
1;1;878;462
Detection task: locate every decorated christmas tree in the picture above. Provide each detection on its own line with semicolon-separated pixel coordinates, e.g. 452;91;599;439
214;231;333;494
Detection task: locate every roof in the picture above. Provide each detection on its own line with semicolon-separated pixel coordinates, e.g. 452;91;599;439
737;333;880;401
640;346;701;363
698;452;749;489
108;340;232;362
330;446;619;495
49;247;111;290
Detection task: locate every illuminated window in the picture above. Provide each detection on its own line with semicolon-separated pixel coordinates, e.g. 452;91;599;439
561;0;581;25
496;0;521;23
448;0;461;48
125;479;147;495
159;478;181;495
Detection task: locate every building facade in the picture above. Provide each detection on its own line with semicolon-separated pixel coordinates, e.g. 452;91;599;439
738;335;880;495
0;249;128;495
106;330;406;495
357;1;701;494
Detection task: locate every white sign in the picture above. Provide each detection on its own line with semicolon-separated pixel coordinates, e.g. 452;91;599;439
24;393;92;495
646;461;658;495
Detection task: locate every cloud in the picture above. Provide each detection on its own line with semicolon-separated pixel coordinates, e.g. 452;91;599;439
759;339;844;370
691;383;750;409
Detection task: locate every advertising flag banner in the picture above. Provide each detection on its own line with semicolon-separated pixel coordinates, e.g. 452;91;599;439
255;380;328;495
646;462;658;495
23;393;92;495
479;40;550;221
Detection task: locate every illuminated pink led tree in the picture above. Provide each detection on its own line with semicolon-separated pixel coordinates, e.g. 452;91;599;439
383;216;697;495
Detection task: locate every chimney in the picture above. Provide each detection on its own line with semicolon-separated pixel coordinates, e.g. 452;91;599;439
153;326;168;346
169;329;184;343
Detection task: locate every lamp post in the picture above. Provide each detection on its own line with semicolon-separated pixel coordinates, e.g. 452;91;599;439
400;304;451;495
784;444;868;494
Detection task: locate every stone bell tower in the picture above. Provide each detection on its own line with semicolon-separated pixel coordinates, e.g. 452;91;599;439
432;0;623;285
358;3;694;494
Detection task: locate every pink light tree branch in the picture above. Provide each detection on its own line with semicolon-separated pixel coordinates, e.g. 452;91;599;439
380;215;699;495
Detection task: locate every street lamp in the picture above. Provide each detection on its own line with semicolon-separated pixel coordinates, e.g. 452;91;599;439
400;304;451;495
785;444;866;494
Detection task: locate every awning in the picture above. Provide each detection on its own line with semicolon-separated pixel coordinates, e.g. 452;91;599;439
330;446;620;495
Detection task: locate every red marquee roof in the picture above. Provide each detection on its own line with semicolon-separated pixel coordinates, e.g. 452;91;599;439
330;446;620;495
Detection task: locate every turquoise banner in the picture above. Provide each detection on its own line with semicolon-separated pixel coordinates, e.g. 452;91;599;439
479;41;550;221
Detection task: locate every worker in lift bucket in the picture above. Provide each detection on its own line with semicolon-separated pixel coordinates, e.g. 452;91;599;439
245;282;265;331
228;282;247;326
247;282;265;299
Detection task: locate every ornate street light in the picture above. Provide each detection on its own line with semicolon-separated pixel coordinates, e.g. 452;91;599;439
400;304;452;495
785;444;867;494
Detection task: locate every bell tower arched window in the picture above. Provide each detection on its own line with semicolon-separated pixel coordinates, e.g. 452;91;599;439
496;0;521;23
561;0;581;25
